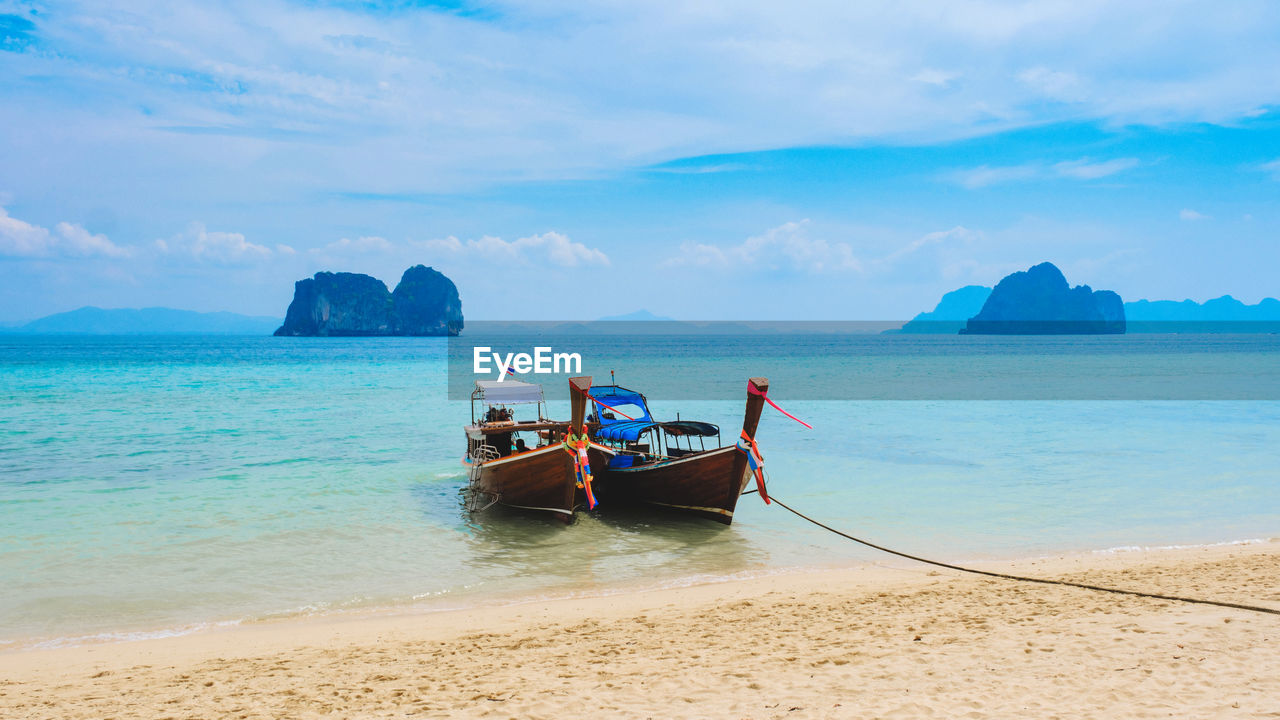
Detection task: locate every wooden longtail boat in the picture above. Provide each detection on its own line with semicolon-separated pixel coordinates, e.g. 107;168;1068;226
463;376;612;522
586;377;769;525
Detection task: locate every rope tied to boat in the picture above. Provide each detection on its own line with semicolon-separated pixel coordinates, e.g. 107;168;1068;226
735;430;770;504
562;430;597;509
763;489;1280;617
749;382;812;429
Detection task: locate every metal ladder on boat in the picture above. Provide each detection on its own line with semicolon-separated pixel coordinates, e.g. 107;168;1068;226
465;444;501;512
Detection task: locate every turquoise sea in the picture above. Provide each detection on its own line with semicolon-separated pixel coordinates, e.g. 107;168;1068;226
2;334;1278;650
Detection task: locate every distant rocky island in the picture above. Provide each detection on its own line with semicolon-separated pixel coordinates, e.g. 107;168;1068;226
274;265;463;337
896;285;991;334
961;262;1124;334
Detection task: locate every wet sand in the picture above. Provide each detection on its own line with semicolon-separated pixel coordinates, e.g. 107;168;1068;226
2;541;1278;719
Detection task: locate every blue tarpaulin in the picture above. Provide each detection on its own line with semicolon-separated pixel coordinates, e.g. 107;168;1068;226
590;385;719;442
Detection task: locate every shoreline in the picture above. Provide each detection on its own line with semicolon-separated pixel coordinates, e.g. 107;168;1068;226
4;540;1278;718
3;534;1275;654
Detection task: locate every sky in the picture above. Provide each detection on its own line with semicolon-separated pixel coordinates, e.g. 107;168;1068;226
1;0;1279;321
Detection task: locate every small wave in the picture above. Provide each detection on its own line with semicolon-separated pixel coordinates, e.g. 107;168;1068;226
412;583;480;601
1090;537;1274;555
251;602;334;620
24;620;243;651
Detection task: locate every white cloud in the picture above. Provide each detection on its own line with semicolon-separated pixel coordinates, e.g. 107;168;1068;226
53;223;130;258
1053;157;1139;180
1179;208;1209;221
646;163;753;175
947;157;1139;188
0;208;50;257
665;223;987;282
879;226;979;265
1017;66;1084;101
665;220;861;273
423;231;609;267
7;1;1280;199
1259;158;1280;180
1062;248;1142;280
158;223;274;264
0;207;130;259
911;68;960;87
946;164;1040;189
318;236;395;254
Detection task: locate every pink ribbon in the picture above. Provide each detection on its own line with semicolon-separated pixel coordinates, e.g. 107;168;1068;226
748;382;812;429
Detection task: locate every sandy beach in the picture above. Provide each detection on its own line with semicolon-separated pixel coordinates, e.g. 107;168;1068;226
2;541;1277;719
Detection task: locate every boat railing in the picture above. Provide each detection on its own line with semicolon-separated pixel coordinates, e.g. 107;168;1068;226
469;444;501;464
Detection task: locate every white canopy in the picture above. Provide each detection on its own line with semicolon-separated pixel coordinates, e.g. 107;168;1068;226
475;380;545;405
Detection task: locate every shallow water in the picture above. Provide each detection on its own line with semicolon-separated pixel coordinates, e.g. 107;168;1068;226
1;335;1277;647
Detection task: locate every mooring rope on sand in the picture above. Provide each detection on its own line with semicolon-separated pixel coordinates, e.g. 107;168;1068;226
756;491;1280;617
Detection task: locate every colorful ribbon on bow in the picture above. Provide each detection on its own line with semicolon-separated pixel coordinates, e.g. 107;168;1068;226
563;430;597;509
748;382;812;429
736;430;770;504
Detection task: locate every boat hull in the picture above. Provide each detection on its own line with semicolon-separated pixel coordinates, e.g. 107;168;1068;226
594;446;753;524
470;444;577;518
469;443;615;520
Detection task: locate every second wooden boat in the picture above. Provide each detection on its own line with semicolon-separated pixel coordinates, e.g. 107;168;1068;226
586;377;769;524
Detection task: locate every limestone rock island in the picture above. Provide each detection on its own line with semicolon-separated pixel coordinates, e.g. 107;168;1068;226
274;265;463;336
961;262;1124;334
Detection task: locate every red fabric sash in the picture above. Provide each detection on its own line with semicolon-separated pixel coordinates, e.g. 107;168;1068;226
747;382;812;429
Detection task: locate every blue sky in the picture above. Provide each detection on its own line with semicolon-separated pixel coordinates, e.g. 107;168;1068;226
2;0;1279;320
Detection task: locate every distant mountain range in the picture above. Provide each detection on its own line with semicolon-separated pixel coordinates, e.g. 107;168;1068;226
10;292;1278;336
901;284;1280;333
596;309;676;321
4;307;282;335
1124;296;1280;321
896;286;991;333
